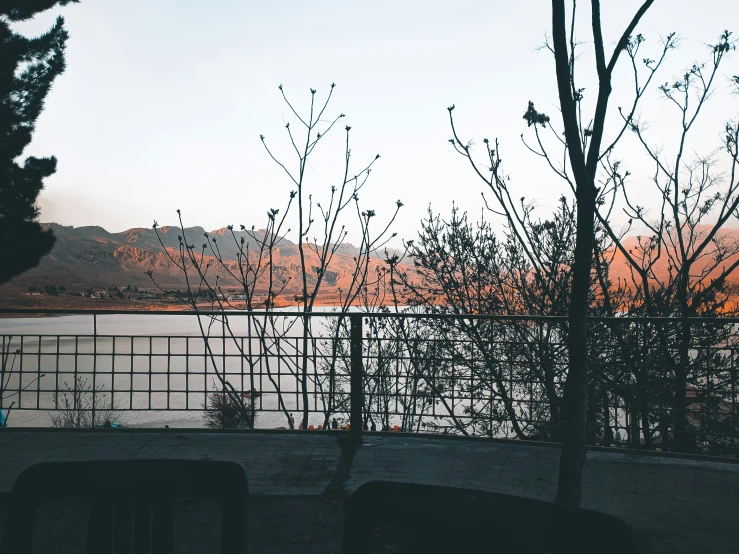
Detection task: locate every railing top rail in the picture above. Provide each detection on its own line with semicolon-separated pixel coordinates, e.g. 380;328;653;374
2;307;739;323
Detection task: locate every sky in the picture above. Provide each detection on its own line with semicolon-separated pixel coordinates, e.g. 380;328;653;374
14;0;739;246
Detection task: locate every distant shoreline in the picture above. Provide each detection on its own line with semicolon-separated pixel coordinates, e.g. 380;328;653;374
0;296;393;318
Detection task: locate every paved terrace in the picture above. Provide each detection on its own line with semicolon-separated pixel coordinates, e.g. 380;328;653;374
0;430;737;553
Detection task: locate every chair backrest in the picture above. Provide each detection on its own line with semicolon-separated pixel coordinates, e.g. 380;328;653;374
1;460;248;554
342;481;635;554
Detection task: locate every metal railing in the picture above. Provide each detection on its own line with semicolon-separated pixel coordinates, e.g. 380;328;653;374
1;309;738;457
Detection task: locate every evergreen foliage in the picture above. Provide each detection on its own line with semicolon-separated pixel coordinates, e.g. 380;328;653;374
0;1;78;285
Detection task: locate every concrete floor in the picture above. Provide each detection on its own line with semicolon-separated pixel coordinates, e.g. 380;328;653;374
0;430;737;553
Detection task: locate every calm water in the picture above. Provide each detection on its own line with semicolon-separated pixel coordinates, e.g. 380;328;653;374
0;312;342;429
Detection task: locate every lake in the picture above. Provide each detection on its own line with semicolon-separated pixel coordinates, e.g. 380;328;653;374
0;312;348;430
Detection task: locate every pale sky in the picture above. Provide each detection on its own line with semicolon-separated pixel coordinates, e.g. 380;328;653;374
15;0;739;246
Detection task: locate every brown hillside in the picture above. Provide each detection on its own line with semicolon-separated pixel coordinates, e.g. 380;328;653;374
606;226;739;286
0;223;403;308
4;223;739;310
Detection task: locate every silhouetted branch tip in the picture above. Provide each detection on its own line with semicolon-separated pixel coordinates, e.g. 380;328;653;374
522;101;550;128
712;30;734;53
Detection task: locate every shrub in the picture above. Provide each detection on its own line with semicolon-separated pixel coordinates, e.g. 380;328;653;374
49;376;124;428
203;383;254;429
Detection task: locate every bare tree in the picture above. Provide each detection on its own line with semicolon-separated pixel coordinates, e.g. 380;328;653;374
390;202;583;438
448;0;660;506
595;31;738;452
49;376;123;429
544;0;659;507
148;199;299;428
259;84;400;429
148;84;400;430
509;5;737;498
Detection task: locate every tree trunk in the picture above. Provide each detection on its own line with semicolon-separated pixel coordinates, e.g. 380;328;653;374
301;314;310;431
674;317;690;452
550;0;654;506
550;0;599;508
555;194;595;507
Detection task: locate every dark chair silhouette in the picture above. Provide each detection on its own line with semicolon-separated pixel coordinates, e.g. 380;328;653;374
1;460;248;554
342;481;635;554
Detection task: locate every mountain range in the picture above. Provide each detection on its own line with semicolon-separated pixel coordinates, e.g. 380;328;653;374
2;223;739;309
0;223;401;307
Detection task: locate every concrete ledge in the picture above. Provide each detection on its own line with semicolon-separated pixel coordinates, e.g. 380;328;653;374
3;426;737;465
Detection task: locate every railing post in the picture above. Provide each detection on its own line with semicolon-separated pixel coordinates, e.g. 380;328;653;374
92;313;97;428
350;314;363;443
